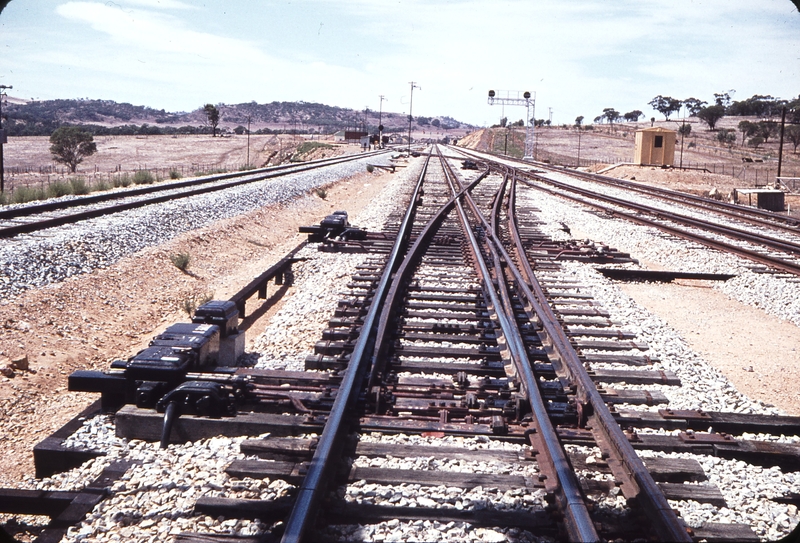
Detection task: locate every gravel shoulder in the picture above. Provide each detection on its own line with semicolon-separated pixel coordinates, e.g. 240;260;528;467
619;279;800;415
0;165;399;486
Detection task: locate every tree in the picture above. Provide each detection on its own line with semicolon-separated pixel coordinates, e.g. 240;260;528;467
786;125;800;154
678;123;692;137
714;92;733;108
574;115;584;127
747;135;764;149
204;104;220;137
737;120;758;146
697;104;725;130
757;121;777;143
682;98;707;117
649;95;682;120
49;126;97;173
716;128;736;147
602;108;620;126
431;119;440;127
623;110;643;122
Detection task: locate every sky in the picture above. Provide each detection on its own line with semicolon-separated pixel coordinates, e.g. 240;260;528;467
0;0;798;127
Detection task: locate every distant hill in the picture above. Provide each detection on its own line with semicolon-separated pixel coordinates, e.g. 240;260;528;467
3;98;472;137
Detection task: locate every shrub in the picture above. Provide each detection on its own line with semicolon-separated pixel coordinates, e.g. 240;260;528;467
12;186;46;204
296;141;333;155
0;192;7;205
181;292;215;316
366;164;375;173
92;179;111;192
69;177;90;195
47;180;73;199
133;170;155;185
169;169;182;179
170;251;191;272
315;188;327;199
112;174;132;188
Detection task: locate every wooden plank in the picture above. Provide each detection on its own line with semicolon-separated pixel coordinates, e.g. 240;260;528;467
226;460;303;484
631;434;800;471
35;460;134;543
33;399;106;478
240;437;706;485
0;489;78;517
692;522;759;542
657;482;727;507
592;368;680;386
642;457;707;483
582;353;656;366
596;268;736;283
599;388;668;406
350;467;541;490
115;406;322;443
193;497;556;532
225;460;541;491
174;534;262;543
619;409;800;444
239;439;524;464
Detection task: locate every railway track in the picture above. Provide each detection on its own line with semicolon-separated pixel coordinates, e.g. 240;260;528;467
450;146;800;278
2;148;800;541
0;150;389;239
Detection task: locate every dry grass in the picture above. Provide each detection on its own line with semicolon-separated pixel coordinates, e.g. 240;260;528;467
2;134;355;193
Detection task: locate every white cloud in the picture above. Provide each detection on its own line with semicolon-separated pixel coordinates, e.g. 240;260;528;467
55;2;265;61
4;0;797;124
118;0;196;9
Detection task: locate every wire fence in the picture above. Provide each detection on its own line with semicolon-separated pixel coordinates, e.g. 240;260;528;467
0;162;257;196
532;148;800;191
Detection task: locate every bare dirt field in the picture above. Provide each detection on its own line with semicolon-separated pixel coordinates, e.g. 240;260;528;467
460;117;800;189
2;134;356;193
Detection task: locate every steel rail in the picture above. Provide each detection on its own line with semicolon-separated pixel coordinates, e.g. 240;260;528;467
0;150;388;222
0;150;389;238
280;151;432;543
555;167;800;231
449;144;800;228
501;172;692;542
517;173;800;276
440;150;689;540
520;170;800;257
365;160;489;392
439;150;599;542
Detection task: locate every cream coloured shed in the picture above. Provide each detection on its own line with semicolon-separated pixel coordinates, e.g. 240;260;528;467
634;127;676;166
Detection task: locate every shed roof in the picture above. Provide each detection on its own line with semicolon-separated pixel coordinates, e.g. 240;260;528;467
636;127;676;134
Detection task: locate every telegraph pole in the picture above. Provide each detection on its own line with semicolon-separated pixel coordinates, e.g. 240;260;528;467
246;115;251;168
378;95;386;148
0;85;11;193
408;82;420;154
777;106;786;180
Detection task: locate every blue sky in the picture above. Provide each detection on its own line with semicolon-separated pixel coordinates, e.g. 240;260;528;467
1;0;798;126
